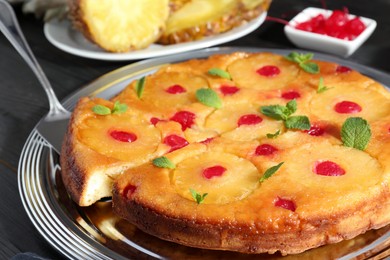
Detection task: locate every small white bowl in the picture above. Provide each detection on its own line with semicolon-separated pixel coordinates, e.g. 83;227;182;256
284;7;376;57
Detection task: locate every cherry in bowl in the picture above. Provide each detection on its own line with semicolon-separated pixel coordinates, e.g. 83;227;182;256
284;7;376;57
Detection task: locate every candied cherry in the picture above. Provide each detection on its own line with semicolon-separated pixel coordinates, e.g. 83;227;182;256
274;197;296;212
170;111;196;131
256;65;281;77
164;134;188;152
255;144;278;156
202;165;226;179
314;161;346;176
334;101;362;114
165;84;186;94
110;130;137;143
281;90;301;100
220;85;240;96
237;114;263;127
123;185;137;199
305;125;325;136
336;65;352;73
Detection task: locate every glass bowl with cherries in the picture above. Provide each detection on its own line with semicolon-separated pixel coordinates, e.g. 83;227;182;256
284;7;376;57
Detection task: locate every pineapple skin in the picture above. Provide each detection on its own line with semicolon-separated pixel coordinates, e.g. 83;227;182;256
157;0;272;44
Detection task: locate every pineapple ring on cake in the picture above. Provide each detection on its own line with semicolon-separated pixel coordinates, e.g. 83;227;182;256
68;0;169;52
227;52;300;90
173;152;260;204
309;82;390;125
158;0;271;44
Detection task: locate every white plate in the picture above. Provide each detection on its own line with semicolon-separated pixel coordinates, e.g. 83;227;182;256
43;13;266;61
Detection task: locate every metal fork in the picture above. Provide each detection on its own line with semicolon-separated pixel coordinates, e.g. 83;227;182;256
0;0;70;154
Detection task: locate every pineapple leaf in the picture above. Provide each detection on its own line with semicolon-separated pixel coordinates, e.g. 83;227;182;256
260;162;284;183
152;156;175;169
135;76;146;98
92;104;111;115
196;88;222;109
208;68;232;80
285;115;311;130
266;129;281;139
341;117;371;150
190;188;208;204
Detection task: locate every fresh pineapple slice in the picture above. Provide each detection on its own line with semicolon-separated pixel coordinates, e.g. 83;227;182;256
173;152;260;204
310;82;390;125
227;53;300;91
69;0;169;52
158;0;270;44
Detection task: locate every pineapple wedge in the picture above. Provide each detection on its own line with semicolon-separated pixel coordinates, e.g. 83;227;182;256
69;0;169;52
158;0;271;44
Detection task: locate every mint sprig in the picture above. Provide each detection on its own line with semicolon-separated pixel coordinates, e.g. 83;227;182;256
266;129;281;139
196;88;222;109
285;52;319;74
208;68;232;80
341;117;371;150
260;100;310;130
317;77;331;93
92;101;128;115
135;76;146;98
260;162;284;183
190;188;208;204
152;156;176;169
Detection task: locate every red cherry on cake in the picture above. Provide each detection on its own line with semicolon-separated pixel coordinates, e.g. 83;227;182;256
110;130;137;143
202;165;226;179
200;137;214;145
255;144;278;156
237;114;263;127
314;161;346;176
170;111;196;131
256;65;280;77
164;134;188;152
336;65;352;73
281;90;301;100
305;125;325;136
334;101;362;114
165;84;186;94
150;117;163;125
274;197;296;212
123;185;137;199
220;85;240;96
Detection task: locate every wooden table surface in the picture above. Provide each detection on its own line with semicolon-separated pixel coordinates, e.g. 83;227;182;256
0;0;389;259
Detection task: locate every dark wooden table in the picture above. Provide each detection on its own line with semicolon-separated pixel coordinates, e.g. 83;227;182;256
0;0;389;259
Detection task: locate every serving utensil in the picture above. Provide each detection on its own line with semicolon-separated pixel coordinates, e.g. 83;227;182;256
0;0;70;153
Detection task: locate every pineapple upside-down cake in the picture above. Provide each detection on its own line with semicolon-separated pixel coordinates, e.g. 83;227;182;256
60;52;390;255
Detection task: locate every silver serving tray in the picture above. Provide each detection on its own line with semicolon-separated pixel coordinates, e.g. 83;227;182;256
18;47;390;260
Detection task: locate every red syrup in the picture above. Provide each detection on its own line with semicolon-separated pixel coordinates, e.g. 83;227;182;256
202;165;226;179
164;134;189;152
110;130;137;143
314;161;346;176
274;197;296;212
334;101;362;114
237;114;263;127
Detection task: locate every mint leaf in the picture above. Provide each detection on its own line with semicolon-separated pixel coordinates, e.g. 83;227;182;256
92;105;111;115
260;105;290;121
135;76;146;98
196;88;222;109
260;162;284;183
152;156;175;169
341;117;371;150
190;188;208;204
112;101;128;114
284;52;319;74
266;129;281;139
317;77;331;93
300;62;319;74
285;115;311;130
286;99;297;114
208;68;231;80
